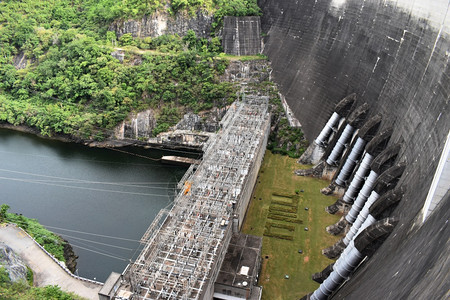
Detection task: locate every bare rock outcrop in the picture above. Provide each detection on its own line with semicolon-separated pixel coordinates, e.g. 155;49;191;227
109;10;213;39
115;109;157;140
0;242;28;283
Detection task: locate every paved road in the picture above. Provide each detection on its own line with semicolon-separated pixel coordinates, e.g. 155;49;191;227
0;224;101;299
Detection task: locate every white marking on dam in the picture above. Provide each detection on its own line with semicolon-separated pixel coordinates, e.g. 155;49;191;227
372;57;381;73
422;131;450;222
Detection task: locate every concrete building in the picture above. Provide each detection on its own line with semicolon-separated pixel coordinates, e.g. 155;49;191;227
116;96;270;299
98;272;121;300
214;233;262;300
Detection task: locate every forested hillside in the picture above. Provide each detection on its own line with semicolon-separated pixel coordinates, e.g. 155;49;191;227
0;0;260;140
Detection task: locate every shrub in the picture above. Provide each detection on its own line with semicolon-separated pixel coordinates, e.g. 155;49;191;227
3;205;66;262
119;33;135;46
267;213;303;224
269;205;298;214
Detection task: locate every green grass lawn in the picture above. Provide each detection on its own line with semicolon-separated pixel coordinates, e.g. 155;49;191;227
242;151;342;299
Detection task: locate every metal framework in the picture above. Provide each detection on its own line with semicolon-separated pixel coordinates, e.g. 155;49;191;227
123;96;270;300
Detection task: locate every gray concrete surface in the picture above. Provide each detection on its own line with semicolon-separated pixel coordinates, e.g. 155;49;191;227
223;16;262;56
0;224;101;299
259;0;449;298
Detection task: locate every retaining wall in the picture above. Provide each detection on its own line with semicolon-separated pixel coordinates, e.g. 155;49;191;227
11;224;104;287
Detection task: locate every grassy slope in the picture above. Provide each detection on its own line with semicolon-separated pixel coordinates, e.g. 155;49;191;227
242;151;342;299
2;210;66;262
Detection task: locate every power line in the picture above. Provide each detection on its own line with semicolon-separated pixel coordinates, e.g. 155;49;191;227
105;146;203;161
70;243;129;262
42;180;175;185
68;236;126;259
0;167;178;186
0;168;174;187
81;125;204;158
0;176;173;197
0;168;180;191
0;149;155;166
0;149;187;168
106;147;161;161
42;224;141;242
125;146;203;157
56;232;135;251
28;178;176;190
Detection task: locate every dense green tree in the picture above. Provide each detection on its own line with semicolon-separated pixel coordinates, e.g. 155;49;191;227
0;0;260;140
0;267;11;284
0;204;10;223
119;33;136;46
106;31;117;46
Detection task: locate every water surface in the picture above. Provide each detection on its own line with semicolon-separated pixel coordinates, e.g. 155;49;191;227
0;128;190;282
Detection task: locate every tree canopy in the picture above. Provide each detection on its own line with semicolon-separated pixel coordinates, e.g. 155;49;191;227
0;0;259;140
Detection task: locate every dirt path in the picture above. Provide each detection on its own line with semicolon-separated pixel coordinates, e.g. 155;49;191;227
0;224;101;299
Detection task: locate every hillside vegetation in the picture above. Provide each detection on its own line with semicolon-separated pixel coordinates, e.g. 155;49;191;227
1;204;66;262
0;267;84;300
0;0;259;141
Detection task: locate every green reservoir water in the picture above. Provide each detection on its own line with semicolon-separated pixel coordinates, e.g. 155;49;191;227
0;128;190;282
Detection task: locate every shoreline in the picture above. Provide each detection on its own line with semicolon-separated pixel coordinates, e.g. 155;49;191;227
0;123;203;154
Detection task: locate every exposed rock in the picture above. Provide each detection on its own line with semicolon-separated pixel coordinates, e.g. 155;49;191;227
13;52;33;70
109;10;213;39
176;110;226;133
111;49;125;62
115;109;157;140
111;57;272;151
63;240;78;274
221;60;271;84
149;130;214;149
176;113;202;131
131;55;143;66
0;242;28;283
113;109;223;149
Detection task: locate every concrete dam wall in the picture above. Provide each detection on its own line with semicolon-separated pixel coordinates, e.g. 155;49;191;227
258;0;449;299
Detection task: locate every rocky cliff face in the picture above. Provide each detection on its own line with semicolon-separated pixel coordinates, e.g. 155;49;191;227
176;111;226;132
109;10;213;39
0;242;28;283
62;240;78;274
221;60;271;84
114;109;157;140
111;60;273;149
13;52;36;70
149;130;214;149
113;110;221;150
